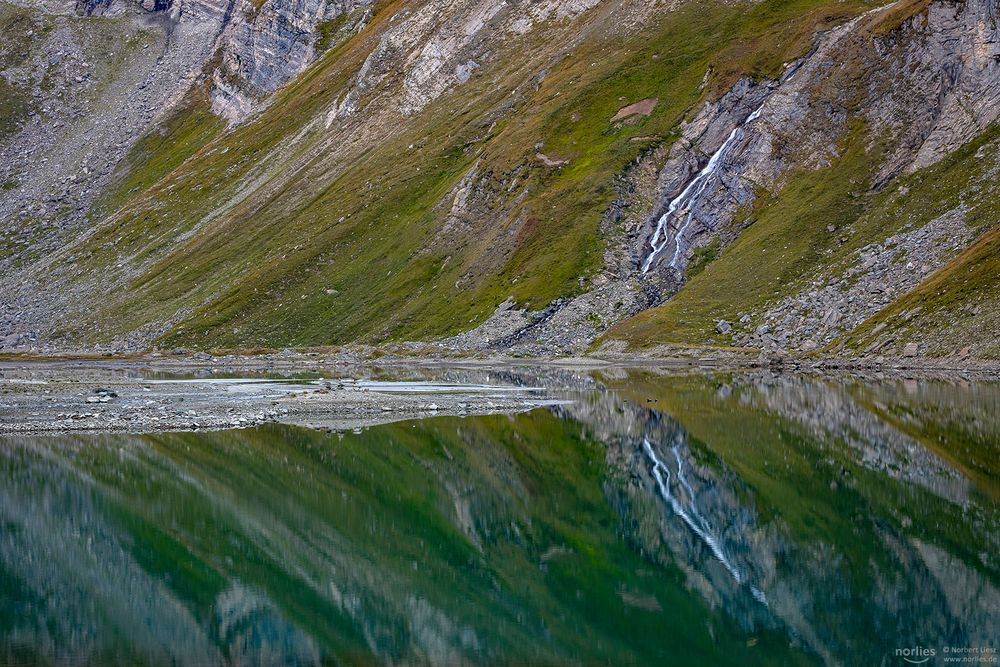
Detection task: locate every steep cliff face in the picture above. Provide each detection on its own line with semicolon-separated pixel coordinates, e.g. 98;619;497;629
0;0;997;356
67;0;376;121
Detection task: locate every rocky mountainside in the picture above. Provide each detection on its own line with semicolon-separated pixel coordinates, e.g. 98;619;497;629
0;0;997;357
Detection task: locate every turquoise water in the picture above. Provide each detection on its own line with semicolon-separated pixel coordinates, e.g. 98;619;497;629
1;372;997;665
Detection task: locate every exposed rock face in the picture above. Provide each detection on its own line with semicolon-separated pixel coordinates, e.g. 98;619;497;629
888;0;1000;175
635;74;777;278
211;0;374;121
328;0;605;124
72;0;228;19
394;0;602;116
326;0;600;127
21;0;379;123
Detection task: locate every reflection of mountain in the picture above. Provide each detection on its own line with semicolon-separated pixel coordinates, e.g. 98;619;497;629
642;437;768;603
738;375;974;504
0;412;789;666
0;373;997;666
567;376;999;666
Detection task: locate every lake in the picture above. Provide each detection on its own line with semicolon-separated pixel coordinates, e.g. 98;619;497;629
1;370;997;666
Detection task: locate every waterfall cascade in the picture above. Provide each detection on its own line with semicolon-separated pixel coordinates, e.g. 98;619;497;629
641;103;766;274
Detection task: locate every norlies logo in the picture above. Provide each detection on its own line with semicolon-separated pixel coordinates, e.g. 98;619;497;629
897;647;938;664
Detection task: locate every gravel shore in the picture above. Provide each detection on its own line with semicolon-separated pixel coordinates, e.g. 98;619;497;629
2;349;997;434
0;357;563;434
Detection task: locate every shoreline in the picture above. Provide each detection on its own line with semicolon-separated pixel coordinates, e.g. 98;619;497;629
2;344;1000;374
1;350;997;436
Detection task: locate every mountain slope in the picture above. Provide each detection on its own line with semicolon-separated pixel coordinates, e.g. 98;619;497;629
0;0;997;357
604;0;999;358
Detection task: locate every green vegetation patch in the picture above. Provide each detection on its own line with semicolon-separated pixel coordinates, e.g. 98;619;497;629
314;12;353;52
0;2;45;140
685;239;721;280
97;94;226;217
0;77;34;140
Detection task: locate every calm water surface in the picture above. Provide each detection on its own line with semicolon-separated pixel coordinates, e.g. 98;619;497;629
1;371;997;666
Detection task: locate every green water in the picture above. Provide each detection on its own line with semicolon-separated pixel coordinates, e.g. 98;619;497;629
1;373;997;666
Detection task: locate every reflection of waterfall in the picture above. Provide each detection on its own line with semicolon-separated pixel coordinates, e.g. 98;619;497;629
641;103;765;274
642;438;767;605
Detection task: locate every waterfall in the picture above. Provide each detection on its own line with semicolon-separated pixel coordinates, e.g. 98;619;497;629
641;103;765;274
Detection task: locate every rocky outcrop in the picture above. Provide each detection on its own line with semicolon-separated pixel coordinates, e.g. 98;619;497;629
733;197;988;352
211;0;374;121
327;0;606;125
69;0;378;122
635;0;999;280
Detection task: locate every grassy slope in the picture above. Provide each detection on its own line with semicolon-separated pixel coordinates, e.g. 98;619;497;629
59;0;875;349
842;128;1000;356
96;94;227;217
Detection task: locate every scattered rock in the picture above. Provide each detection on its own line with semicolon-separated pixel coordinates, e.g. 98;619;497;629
536;152;569;167
610;97;658;123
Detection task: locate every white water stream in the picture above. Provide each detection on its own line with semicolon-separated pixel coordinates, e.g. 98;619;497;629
643;438;767;604
641;104;765;274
